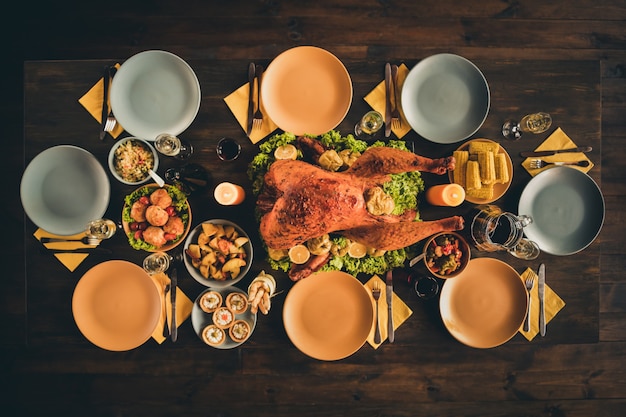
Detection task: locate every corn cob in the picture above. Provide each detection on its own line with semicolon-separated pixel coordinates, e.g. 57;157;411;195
466;160;482;191
494;153;509;184
469;140;500;155
467;185;494;200
452;150;469;187
478;151;496;185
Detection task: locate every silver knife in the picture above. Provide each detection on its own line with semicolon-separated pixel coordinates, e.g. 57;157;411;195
246;62;256;135
170;268;178;342
520;146;592;158
538;263;546;337
99;65;110;140
386;270;394;343
384;63;392;138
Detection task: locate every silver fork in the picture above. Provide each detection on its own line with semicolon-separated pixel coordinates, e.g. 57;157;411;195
523;276;535;331
252;65;264;131
390;64;402;131
103;66;118;134
41;236;101;245
372;283;382;344
529;159;590;169
104;110;117;133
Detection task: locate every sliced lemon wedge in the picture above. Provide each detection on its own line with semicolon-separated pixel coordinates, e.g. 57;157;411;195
348;242;368;259
288;244;311;264
274;144;298;160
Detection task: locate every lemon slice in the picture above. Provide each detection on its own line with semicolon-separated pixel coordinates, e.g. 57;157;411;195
288;244;311;264
274;144;298;160
348;242;368;259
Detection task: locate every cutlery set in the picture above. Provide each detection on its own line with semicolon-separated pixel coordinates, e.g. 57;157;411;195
524;263;547;336
371;270;395;344
384;62;402;137
247;62;264;135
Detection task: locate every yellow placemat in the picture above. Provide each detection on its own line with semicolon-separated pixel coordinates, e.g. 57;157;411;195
364;63;412;139
150;271;194;344
518;268;566;341
224;72;278;144
364;275;413;349
78;63;125;139
34;228;96;272
521;127;594;176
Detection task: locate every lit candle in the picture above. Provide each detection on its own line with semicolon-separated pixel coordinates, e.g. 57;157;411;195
425;183;465;207
214;182;246;205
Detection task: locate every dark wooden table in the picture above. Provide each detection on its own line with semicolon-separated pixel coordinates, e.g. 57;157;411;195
13;54;621;416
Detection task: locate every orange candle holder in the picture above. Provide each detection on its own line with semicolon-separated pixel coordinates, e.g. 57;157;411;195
214;182;246;205
425;183;465;207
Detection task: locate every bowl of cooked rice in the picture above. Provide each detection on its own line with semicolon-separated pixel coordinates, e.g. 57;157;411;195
108;137;159;185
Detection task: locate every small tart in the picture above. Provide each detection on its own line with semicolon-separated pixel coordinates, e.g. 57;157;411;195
229;320;251;343
213;307;235;329
199;291;222;313
201;324;226;346
225;292;248;314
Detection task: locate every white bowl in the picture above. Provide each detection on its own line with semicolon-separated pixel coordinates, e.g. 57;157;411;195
108;137;159;185
21;145;110;235
110;50;201;140
183;219;253;288
401;54;490;144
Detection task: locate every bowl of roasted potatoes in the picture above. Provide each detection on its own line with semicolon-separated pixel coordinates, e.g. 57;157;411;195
183;219;253;288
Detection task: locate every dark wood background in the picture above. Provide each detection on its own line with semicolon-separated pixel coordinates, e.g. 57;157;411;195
4;1;626;416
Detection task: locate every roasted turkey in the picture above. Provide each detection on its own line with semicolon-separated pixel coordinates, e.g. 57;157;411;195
257;137;464;254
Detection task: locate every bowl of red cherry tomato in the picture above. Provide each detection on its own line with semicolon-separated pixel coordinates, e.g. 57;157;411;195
423;232;470;279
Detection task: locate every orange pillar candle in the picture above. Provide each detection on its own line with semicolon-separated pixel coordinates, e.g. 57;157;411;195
214;182;246;205
425;183;465;207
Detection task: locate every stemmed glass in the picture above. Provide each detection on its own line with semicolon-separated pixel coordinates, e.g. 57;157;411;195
154;133;193;159
502;112;552;140
143;251;184;274
86;218;117;240
354;110;384;141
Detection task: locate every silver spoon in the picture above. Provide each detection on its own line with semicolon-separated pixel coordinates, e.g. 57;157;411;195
149;169;165;187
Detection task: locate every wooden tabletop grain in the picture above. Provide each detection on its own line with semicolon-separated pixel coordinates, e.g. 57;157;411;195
5;1;626;416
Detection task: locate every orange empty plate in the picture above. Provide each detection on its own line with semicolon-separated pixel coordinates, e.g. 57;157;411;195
261;46;353;136
283;271;373;361
439;258;528;348
72;260;161;351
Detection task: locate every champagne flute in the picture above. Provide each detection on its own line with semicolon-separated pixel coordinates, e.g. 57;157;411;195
154;133;193;159
502;112;552;140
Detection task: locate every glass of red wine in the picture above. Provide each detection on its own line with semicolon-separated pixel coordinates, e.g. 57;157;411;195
216;137;241;161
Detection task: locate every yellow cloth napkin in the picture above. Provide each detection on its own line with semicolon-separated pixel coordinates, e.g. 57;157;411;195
34;228;97;272
365;275;413;349
224;73;278;144
522;127;594;176
364;63;412;139
78;63;125;139
518;268;566;341
150;271;194;344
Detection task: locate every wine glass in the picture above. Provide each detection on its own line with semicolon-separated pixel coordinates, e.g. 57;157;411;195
142;251;171;274
216;137;241;161
86;218;117;240
154;133;193;159
502;112;552;140
354;110;384;141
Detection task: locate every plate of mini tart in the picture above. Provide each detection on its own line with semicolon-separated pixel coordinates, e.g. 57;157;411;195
191;287;256;349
